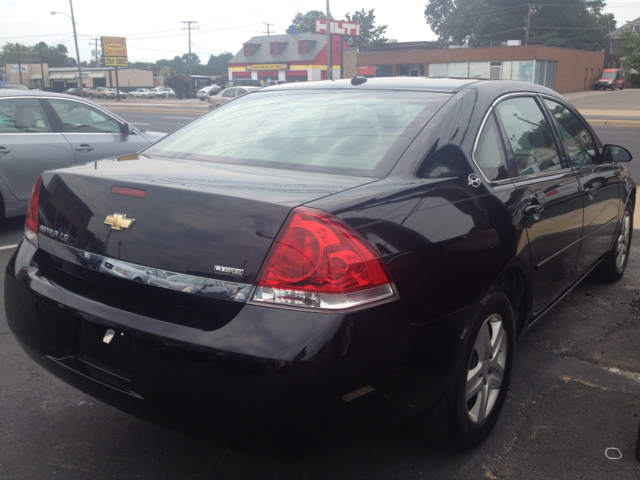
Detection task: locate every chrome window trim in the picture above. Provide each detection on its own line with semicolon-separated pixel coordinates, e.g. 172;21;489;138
472;92;541;185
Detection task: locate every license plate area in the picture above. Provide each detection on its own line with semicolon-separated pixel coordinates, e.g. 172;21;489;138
78;321;133;380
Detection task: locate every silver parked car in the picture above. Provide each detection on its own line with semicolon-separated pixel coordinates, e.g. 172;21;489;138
0;90;165;219
208;86;259;110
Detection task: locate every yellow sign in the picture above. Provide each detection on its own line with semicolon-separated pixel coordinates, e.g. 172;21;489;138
101;37;128;67
247;64;287;71
105;57;129;66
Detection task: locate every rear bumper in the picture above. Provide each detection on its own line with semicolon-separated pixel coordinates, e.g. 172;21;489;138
5;241;468;443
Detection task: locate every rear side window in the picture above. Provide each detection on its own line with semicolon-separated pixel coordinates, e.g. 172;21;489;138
0;98;52;133
495;97;562;177
146;90;450;178
475;114;509;182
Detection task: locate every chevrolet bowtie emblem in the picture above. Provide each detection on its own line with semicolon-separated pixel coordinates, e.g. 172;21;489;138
104;213;135;231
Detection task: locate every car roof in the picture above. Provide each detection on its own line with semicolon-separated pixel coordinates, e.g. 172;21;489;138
257;77;559;97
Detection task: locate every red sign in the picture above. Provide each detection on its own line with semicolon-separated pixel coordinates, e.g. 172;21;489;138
313;19;361;36
358;66;375;76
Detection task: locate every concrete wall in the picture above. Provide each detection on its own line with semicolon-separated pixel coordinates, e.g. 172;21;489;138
354;45;605;93
106;68;154;89
6;63;49;88
343;47;358;78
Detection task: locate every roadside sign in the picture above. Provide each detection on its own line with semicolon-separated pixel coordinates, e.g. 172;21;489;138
101;37;128;67
313;19;361;36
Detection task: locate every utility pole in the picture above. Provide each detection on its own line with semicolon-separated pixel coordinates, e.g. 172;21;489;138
90;38;100;67
525;4;534;46
38;43;45;89
263;22;274;35
16;43;23;85
182;21;198;96
326;0;332;80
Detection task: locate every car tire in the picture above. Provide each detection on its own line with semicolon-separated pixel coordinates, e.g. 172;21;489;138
128;94;133;98
612;84;616;91
88;94;94;98
412;287;515;451
595;202;633;282
621;83;625;90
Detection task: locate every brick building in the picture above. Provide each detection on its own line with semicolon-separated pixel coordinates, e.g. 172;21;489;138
350;44;605;93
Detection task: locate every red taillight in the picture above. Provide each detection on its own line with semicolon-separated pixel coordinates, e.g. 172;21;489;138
252;207;396;310
24;175;42;247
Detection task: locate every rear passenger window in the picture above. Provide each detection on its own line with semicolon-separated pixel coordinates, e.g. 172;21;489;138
495;97;562;177
475;114;509;182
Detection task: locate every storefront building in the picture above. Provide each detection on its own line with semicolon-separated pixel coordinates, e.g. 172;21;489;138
352;44;605;93
5;64;154;92
228;32;346;83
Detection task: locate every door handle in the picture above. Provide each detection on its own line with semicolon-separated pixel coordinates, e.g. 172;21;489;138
75;144;94;152
524;204;544;216
0;147;10;156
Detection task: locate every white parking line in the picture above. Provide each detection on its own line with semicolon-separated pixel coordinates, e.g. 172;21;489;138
162;116;197;120
0;244;18;250
131;123;151;125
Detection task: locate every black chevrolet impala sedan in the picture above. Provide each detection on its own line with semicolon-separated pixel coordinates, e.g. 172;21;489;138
5;78;635;450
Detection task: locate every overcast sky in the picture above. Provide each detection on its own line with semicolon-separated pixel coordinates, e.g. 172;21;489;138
2;0;640;64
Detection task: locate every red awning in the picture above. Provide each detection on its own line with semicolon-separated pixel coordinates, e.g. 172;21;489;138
232;71;251;78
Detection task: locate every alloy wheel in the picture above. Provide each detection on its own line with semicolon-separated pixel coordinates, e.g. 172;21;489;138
616;210;631;270
466;314;508;424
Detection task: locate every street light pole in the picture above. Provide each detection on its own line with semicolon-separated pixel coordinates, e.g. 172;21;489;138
326;0;332;80
51;0;83;96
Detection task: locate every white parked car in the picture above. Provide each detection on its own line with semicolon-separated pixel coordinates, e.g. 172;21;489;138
128;88;154;98
156;87;176;98
208;86;259;109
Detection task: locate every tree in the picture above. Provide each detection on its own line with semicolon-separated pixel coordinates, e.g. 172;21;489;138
163;70;190;99
424;0;615;51
207;52;233;76
618;31;640;86
344;9;387;49
286;10;327;34
0;42;77;67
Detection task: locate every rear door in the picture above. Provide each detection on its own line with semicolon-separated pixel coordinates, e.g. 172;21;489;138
45;97;150;163
542;97;621;275
494;95;583;314
0;96;75;202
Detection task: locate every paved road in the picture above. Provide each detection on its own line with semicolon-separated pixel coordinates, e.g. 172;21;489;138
1;91;640;479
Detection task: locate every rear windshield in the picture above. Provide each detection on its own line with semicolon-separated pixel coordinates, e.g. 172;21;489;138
145;89;450;177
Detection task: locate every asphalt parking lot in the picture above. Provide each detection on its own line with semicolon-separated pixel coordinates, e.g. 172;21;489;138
1;90;640;479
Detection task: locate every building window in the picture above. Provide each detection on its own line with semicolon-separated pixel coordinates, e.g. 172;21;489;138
298;41;306;54
633;25;640;32
270;43;278;55
610;39;618;54
374;65;393;77
243;44;251;56
399;64;424;76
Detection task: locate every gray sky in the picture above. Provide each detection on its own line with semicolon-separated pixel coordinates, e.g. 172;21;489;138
2;0;640;64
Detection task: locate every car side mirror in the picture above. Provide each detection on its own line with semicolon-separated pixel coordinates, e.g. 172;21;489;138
122;123;135;135
602;144;632;162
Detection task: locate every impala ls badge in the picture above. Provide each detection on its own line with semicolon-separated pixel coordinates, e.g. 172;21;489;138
104;213;135;231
